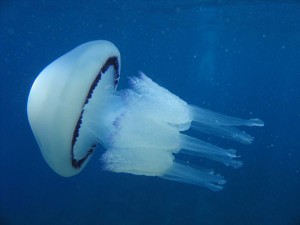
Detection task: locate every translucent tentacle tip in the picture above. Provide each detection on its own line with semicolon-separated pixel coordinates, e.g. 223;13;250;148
249;118;264;127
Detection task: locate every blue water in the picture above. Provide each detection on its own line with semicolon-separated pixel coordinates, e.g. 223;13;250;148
1;1;300;225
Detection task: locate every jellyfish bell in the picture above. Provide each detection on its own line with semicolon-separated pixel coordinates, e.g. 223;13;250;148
27;40;120;176
27;40;264;191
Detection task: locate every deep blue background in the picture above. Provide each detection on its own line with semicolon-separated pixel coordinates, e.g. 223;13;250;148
1;1;300;225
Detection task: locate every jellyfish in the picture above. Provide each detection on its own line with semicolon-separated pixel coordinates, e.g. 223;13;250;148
27;40;263;191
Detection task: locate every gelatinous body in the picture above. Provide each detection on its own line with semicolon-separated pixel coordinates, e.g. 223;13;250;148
27;40;263;190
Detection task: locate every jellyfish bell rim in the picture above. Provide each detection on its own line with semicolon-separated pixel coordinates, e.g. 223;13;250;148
27;40;121;177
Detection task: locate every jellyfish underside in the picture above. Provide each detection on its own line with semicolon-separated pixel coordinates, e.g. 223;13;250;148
76;72;263;191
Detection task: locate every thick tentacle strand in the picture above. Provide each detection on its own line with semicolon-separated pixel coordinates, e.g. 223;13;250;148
162;162;226;191
102;147;174;176
109;111;181;152
127;73;192;131
191;122;254;144
180;134;243;168
189;105;264;127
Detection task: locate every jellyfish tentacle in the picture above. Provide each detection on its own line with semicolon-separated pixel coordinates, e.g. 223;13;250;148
189;105;264;127
179;134;243;168
191;122;255;144
102;147;174;177
162;162;226;191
